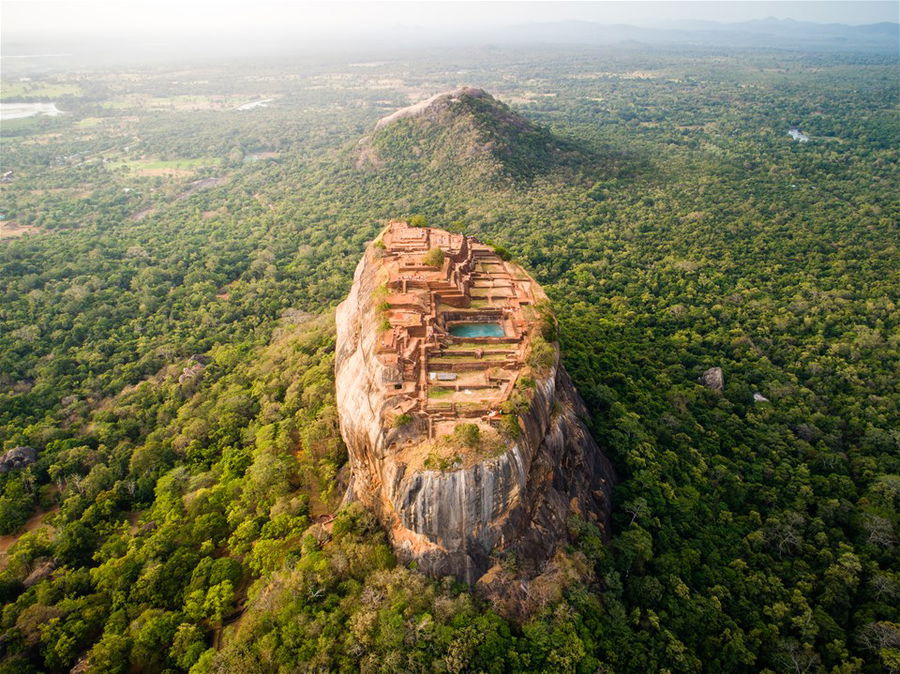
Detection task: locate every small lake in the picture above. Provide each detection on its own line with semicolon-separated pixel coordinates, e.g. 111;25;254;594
0;102;64;120
449;323;505;338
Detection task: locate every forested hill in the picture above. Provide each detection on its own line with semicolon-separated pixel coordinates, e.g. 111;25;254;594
0;45;897;673
355;86;591;184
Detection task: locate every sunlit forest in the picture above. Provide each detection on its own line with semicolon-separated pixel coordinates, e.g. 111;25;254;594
1;40;898;673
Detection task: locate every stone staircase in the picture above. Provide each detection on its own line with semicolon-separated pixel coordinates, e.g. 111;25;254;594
428;279;469;308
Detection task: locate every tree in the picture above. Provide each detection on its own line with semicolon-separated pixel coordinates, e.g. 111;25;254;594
170;623;207;670
0;478;33;535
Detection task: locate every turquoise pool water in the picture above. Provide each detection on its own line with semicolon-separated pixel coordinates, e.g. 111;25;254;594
448;322;505;338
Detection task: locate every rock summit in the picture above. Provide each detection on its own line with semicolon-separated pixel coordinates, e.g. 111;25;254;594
335;220;615;586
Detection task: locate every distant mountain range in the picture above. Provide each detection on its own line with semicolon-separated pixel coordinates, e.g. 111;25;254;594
3;17;896;71
502;18;899;53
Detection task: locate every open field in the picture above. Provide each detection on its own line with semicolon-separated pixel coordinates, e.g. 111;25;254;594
109;157;220;176
99;94;257;111
0;81;81;99
0;222;42;239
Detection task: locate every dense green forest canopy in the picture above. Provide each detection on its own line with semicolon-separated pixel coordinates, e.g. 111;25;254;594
0;44;898;673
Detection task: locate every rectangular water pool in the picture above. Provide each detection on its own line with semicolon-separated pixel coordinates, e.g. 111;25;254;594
448;322;505;338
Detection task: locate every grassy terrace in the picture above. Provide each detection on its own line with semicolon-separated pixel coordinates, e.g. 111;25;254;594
430;354;508;363
454;342;511;350
470;287;507;297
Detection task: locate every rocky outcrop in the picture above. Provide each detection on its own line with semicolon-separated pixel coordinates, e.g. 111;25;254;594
698;366;725;391
374;87;492;131
0;446;37;473
23;559;56;587
335;225;615;586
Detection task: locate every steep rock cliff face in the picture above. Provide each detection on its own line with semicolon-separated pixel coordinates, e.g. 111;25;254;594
335;229;615;586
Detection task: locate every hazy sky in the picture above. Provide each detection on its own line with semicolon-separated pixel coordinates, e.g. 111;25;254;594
4;1;898;41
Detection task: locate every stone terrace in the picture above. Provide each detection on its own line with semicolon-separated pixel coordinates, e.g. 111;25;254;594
375;220;539;443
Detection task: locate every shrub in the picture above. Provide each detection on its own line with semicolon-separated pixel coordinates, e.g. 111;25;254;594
453;423;481;449
534;300;558;341
423;247;445;268
501;391;529;415
526;335;555;372
409;214;428;227
494;245;512;261
500;414;521;439
424;451;460;471
393;413;412;427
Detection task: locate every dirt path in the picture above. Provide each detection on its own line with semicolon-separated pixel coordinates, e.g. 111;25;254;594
0;506;58;568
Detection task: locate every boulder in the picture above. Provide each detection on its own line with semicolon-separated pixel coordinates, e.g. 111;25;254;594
0;446;37;473
698;367;725;391
23;559;56;587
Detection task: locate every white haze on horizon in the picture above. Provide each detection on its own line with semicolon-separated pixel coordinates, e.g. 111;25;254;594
4;0;898;43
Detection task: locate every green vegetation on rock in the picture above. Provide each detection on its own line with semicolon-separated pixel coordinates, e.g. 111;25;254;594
423;247;445;268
